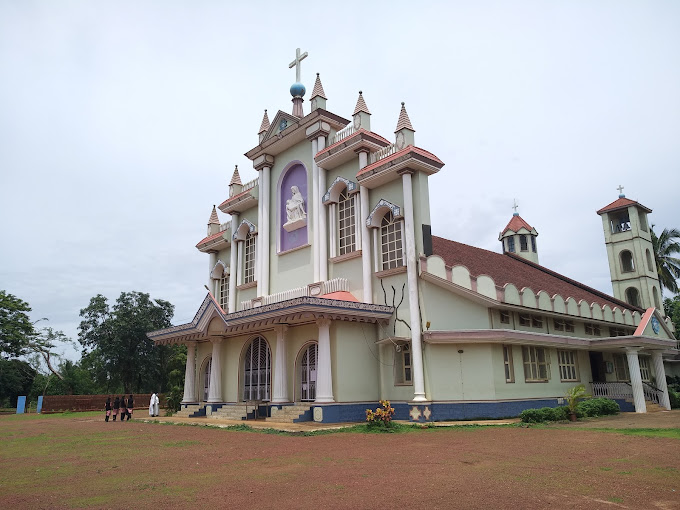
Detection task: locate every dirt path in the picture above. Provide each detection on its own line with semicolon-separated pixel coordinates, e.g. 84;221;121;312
1;412;679;509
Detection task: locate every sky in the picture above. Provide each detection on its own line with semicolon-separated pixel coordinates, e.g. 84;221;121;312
1;1;679;364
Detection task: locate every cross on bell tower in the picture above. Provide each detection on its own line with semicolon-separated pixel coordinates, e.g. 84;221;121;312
289;48;308;118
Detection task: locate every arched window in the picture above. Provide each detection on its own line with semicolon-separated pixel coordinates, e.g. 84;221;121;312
202;357;212;402
381;211;403;270
338;188;356;255
625;287;640;308
299;343;318;401
506;237;516;253
646;249;654;272
243;337;271;401
520;235;528;252
653;287;661;309
620;250;635;273
244;232;256;283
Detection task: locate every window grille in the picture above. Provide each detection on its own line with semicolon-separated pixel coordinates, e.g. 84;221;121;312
219;275;229;311
499;311;510;324
380;211;403;270
519;314;531;327
520;235;528;251
522;346;550;382
394;343;412;385
531;315;543;328
244;233;256;283
338;189;356;255
614;354;630;381
503;345;515;383
639;356;651;382
585;323;601;336
243;337;271;401
300;343;317;401
507;237;515;253
557;350;579;381
531;236;537;253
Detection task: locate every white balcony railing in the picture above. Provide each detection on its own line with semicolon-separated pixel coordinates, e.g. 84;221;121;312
590;382;632;400
229;177;258;197
240;278;349;311
328;124;355;146
369;143;397;164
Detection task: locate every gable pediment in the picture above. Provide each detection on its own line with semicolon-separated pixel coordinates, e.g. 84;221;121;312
262;110;300;142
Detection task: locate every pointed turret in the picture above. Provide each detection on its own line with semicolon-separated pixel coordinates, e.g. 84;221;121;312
228;165;243;197
498;201;539;264
207;205;220;236
310;73;327;111
258;110;270;143
352;91;371;131
394;102;415;149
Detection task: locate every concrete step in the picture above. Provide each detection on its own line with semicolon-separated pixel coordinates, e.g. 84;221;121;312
175;405;202;418
268;405;311;423
645;402;668;413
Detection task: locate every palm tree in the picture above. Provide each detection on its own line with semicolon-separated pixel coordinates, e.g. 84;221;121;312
651;226;680;294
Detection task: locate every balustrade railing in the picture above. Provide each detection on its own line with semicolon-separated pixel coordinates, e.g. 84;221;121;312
590;382;632;400
230;177;258;197
240;278;350;310
642;382;663;404
369;143;397;164
328;124;355;146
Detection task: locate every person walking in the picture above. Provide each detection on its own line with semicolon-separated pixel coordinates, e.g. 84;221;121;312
153;391;160;417
119;395;127;422
126;394;134;421
105;397;111;422
149;392;159;417
113;396;120;421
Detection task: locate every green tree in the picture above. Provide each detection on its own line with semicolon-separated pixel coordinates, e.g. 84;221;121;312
0;290;34;358
78;291;174;393
0;358;36;407
664;295;680;340
651;226;680;294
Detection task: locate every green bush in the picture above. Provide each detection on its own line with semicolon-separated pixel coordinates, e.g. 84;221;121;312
668;389;680;409
519;406;569;423
577;397;619;417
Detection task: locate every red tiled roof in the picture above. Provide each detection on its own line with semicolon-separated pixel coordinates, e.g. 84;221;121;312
218;187;255;209
357;146;444;176
195;230;227;248
320;291;359;302
501;214;533;235
596;197;652;215
315;129;391;158
431;235;640;312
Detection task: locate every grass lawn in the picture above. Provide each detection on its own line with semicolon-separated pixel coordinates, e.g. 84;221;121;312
1;412;679;509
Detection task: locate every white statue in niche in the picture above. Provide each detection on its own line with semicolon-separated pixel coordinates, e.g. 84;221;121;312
283;185;307;232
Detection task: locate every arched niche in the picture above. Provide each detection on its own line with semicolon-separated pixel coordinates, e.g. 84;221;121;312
366;199;402;228
278;161;309;252
602;305;613;322
623;309;634;326
477;275;497;299
521;288;537;309
579;300;591;318
566;297;579;316
553;295;566;314
613;307;624;324
591;304;603;321
503;284;521;305
426;255;446;279
210;260;229;280
233;218;256;241
322;176;357;204
451;265;472;289
537;291;552;311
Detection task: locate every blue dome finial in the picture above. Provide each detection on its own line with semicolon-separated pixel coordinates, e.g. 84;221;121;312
290;82;306;97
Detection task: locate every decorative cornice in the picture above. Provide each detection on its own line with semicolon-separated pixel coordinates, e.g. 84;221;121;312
323;176;358;204
366;199;402;227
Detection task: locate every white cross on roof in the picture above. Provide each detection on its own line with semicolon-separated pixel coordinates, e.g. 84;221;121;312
288;48;308;83
617;184;624;195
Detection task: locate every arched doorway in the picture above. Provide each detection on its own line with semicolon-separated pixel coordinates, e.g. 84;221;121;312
243;336;271;401
201;357;212;403
300;343;318;402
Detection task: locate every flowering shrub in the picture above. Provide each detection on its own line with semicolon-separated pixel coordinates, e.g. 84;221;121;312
366;400;395;427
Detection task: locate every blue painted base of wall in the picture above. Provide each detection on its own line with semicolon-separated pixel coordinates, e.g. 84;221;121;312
310;398;638;423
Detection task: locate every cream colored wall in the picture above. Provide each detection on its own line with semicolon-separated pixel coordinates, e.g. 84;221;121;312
424;344;496;400
286;323;318;402
332;322;381;402
420;281;490;331
378;343;417;402
411;171;431;256
377;271;411;338
329;255;363;296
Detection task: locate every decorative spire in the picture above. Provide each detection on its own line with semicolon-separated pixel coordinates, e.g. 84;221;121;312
230;165;242;186
208;205;219;225
311;73;327;99
395;102;414;132
353;91;370;115
258;110;270;134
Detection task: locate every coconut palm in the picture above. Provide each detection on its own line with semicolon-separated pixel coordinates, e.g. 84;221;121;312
651;226;680;294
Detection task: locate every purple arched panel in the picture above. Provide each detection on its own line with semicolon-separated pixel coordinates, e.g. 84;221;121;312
279;163;308;252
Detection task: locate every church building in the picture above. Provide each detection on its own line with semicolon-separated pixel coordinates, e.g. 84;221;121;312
149;49;678;423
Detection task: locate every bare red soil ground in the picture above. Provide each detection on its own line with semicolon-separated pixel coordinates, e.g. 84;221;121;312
1;412;679;509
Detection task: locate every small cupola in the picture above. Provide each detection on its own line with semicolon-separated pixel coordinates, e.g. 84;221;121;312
258;110;270;143
394;102;415;150
228;165;243;197
352;91;371;131
310;73;327;112
498;201;539;264
207;205;220;236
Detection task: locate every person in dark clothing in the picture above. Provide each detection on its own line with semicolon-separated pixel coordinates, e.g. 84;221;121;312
126;394;134;421
105;397;111;422
113;396;120;421
120;395;127;422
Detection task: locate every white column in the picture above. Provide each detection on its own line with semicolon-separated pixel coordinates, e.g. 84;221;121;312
208;252;217;289
261;166;271;296
318;135;328;282
354;194;362;248
651;351;672;410
372;228;379;272
256;171;263;295
228;213;239;313
182;341;197;404
360;185;372;303
237;241;244;286
402;171;426;402
626;349;647;413
207;339;223;403
315;318;334;402
311;138;319;282
329;203;337;259
272;325;289;403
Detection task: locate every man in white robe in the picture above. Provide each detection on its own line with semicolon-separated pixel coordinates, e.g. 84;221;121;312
149;393;159;417
153;392;160;416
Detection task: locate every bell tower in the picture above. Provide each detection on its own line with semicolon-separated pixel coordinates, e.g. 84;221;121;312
596;186;662;310
499;201;539;264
